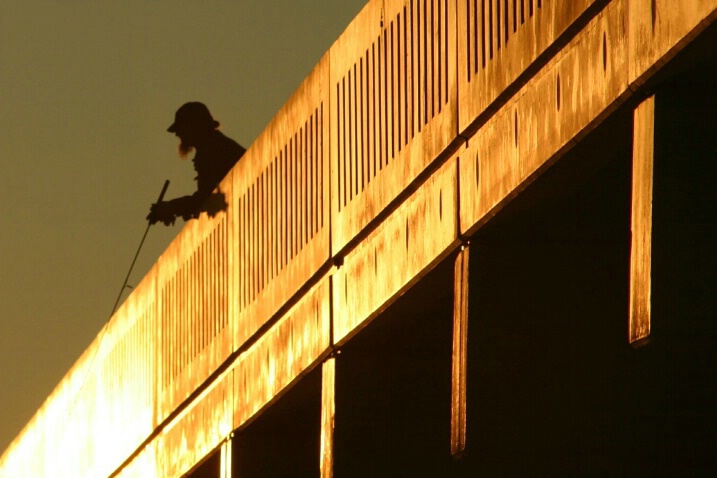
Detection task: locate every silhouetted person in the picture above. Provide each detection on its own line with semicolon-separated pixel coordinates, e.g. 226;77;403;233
147;102;246;225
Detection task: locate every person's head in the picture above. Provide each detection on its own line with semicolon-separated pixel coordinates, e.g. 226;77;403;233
167;102;220;157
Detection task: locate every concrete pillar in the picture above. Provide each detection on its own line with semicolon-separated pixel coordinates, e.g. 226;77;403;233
320;358;336;478
629;96;655;345
451;243;469;457
219;438;232;478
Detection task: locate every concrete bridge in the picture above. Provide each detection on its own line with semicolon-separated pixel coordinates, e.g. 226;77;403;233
2;0;715;475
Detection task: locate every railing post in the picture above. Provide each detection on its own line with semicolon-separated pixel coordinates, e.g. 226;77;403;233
629;95;655;345
451;243;469;457
320;357;336;478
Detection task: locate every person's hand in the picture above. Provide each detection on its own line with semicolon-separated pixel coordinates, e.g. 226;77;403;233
147;201;176;226
204;192;228;218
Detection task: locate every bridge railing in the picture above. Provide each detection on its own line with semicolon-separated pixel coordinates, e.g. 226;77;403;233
458;0;604;133
330;0;458;253
230;53;331;350
155;204;231;423
152;52;332;432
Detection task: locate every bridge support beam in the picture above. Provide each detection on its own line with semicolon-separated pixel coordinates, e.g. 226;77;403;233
629;96;655;345
451;243;469;457
320;358;335;478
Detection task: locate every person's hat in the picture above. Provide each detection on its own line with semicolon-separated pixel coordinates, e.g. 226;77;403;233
167;102;220;133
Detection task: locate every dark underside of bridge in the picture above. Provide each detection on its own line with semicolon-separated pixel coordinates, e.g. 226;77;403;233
189;24;716;478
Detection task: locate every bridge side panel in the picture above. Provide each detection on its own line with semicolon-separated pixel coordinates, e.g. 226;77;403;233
123;278;329;478
156;370;232;478
330;0;458;254
457;0;603;134
114;440;157;478
333;155;459;345
629;0;717;87
233;277;331;430
460;0;628;235
155;199;233;425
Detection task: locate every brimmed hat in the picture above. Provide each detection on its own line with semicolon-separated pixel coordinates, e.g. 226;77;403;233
167;102;220;133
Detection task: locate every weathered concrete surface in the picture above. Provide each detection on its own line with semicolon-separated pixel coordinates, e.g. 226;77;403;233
330;0;457;254
231;53;330;351
460;0;629;236
333;155;459;345
458;0;603;134
629;0;717;87
156;209;231;425
232;276;331;429
157;366;232;478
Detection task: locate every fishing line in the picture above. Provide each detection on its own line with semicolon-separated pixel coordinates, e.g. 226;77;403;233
70;179;169;411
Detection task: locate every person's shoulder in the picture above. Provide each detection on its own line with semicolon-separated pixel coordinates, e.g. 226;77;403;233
213;130;246;158
213;130;244;149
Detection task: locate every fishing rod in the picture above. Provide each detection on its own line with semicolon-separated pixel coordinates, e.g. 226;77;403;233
109;179;170;317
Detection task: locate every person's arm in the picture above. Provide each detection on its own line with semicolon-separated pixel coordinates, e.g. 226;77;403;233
147;194;202;225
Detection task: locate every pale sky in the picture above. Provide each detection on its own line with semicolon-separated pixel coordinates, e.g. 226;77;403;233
0;0;367;453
